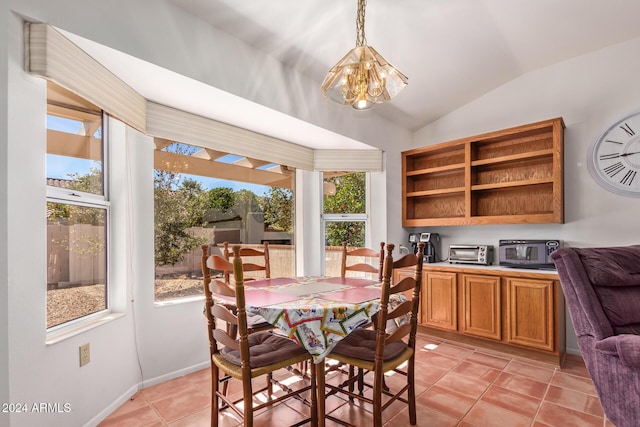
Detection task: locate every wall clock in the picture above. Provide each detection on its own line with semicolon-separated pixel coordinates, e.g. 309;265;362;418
589;111;640;198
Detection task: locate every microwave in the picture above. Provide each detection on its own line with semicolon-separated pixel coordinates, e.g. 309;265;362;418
498;240;560;269
449;245;493;265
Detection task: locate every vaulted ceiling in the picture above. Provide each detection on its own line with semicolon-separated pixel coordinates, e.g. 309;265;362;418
169;0;640;131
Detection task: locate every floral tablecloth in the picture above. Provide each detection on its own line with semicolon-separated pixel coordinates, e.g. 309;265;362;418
213;277;405;363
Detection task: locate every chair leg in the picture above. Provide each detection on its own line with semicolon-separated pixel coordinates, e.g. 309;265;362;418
244;375;254;427
408;359;416;425
373;370;383;427
348;365;355;401
310;359;318;427
211;365;219;427
316;362;326;427
267;372;273;399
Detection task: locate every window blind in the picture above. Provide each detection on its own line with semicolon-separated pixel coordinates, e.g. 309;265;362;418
313;149;383;172
25;23;147;132
146;102;315;170
25;23;383;173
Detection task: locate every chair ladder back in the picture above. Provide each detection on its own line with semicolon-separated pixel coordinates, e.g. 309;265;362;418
205;252;236;297
223;241;270;281
384;244;424;347
213;327;239;351
202;244;212;290
407;243;424;349
201;244;216;357
373;243;396;366
341;241;386;281
228;246;250;359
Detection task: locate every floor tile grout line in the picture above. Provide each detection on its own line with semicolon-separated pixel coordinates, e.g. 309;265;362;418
529;368;555;427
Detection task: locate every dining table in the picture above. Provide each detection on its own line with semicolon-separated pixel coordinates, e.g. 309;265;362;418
210;276;406;363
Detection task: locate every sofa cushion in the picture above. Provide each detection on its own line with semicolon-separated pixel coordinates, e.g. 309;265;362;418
577;246;640;287
593;286;640;326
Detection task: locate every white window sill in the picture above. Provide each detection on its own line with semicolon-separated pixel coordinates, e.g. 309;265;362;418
154;295;204;308
46;312;126;345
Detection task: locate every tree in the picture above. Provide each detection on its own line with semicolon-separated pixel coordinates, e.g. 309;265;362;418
324;172;366;247
323;173;366;214
261;187;293;232
204;187;235;212
154;169;206;266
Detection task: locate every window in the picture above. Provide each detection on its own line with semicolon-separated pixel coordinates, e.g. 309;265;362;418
46;83;108;329
322;172;370;276
154;140;295;302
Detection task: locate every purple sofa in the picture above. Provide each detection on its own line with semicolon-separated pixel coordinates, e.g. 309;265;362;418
551;245;640;427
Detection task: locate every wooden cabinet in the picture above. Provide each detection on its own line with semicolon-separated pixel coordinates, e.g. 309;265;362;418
404;263;565;366
402;118;564;226
461;274;501;340
505;277;555;352
423;271;457;331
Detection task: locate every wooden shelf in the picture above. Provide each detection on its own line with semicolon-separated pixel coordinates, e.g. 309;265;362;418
402;118;564;226
407;187;466;197
470;149;553;166
406;163;465;176
471;177;553;191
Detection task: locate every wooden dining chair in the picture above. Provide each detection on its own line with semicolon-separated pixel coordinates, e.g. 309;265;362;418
204;245;317;427
317;242;424;427
201;244;273;335
340;241;386;281
223;241;270;283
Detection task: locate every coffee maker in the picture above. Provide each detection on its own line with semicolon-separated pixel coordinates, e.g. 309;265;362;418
409;232;440;263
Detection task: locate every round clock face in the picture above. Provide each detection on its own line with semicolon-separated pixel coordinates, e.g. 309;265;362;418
589;112;640;197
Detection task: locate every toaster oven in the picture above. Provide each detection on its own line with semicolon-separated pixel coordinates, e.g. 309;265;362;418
449;245;493;265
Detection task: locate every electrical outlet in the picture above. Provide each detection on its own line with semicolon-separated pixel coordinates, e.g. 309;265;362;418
79;343;90;367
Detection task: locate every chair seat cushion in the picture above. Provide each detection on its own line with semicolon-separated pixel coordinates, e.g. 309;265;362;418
247;312;271;329
221;332;306;368
331;328;407;361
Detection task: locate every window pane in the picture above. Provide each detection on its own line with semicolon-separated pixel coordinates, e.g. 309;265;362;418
47;202;107;328
47;88;103;195
324;221;367;277
154;141;295;302
323;172;366;214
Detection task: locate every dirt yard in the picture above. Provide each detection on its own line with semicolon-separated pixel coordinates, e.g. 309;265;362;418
46;278;203;328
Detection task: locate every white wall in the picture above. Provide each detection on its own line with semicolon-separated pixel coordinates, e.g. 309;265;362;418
0;2;11;425
412;36;640;355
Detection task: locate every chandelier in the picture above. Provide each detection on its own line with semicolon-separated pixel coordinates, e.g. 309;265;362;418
321;0;408;110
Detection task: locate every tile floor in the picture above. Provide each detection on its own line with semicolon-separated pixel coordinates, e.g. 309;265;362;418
99;333;614;427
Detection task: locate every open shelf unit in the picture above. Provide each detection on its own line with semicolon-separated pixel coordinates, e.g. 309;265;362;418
402;118;564;226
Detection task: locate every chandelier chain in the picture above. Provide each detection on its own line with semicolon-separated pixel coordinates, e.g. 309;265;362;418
355;0;367;47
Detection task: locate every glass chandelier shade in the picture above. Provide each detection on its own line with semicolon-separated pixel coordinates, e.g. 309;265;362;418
321;0;407;110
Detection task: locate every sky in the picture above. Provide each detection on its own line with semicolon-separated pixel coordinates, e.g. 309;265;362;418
47;116;271;196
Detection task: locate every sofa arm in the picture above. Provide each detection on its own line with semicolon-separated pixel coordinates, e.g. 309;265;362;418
595;334;640;369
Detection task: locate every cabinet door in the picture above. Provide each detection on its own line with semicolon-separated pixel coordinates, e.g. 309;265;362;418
505;278;554;351
461;274;501;340
423;272;457;331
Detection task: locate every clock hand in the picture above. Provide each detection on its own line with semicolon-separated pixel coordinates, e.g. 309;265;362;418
620;151;640;157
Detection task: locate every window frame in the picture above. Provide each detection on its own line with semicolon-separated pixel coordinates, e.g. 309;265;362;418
153;139;297;304
321;172;371;276
45;111;111;333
